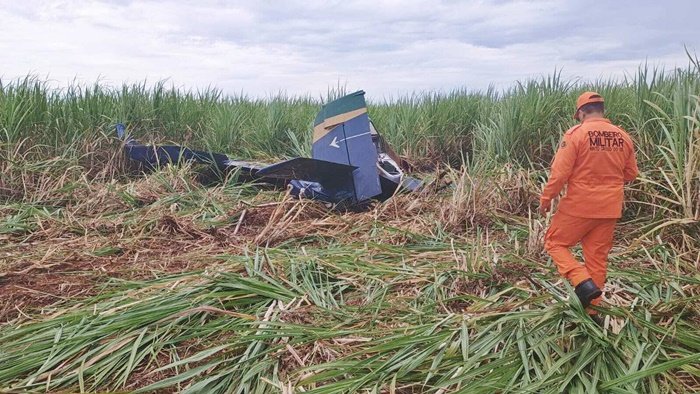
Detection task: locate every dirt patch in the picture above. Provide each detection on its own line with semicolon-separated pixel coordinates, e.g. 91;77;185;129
0;197;341;322
123;335;232;393
0;269;99;322
0;235;242;322
443;261;538;313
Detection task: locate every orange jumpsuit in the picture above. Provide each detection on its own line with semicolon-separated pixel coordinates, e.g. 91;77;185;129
541;118;638;309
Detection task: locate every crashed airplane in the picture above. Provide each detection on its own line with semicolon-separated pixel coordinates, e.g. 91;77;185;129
117;91;421;209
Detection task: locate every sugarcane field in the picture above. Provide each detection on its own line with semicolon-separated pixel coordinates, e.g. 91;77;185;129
1;2;699;393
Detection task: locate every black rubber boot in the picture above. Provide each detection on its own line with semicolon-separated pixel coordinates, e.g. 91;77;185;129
574;279;602;308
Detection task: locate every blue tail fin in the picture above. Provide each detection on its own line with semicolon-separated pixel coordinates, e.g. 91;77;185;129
311;91;381;202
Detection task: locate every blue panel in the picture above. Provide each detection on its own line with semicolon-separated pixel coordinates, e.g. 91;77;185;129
124;144;229;169
342;113;381;201
312;124;351;166
311;114;381;202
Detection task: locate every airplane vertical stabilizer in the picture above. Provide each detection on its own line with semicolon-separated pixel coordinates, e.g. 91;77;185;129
312;91;381;202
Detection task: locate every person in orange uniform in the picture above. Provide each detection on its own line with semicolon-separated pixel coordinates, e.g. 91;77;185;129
540;92;638;318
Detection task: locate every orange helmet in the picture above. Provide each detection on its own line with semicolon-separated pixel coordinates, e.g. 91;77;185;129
574;91;604;120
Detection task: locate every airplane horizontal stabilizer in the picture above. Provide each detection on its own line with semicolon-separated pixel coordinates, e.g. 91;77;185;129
125;145;230;169
256;157;357;185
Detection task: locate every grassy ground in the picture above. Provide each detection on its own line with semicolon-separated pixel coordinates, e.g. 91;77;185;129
1;61;699;392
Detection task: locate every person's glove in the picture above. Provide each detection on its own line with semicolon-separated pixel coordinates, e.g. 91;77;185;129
539;198;551;216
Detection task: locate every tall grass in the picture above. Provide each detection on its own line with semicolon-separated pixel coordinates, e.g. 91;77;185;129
1;62;697;166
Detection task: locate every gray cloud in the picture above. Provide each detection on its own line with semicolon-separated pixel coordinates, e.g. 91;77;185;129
1;0;697;99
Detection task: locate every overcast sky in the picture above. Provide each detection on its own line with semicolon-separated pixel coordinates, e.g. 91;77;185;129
1;0;698;99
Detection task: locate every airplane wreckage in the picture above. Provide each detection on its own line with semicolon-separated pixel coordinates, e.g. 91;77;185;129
117;91;422;209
